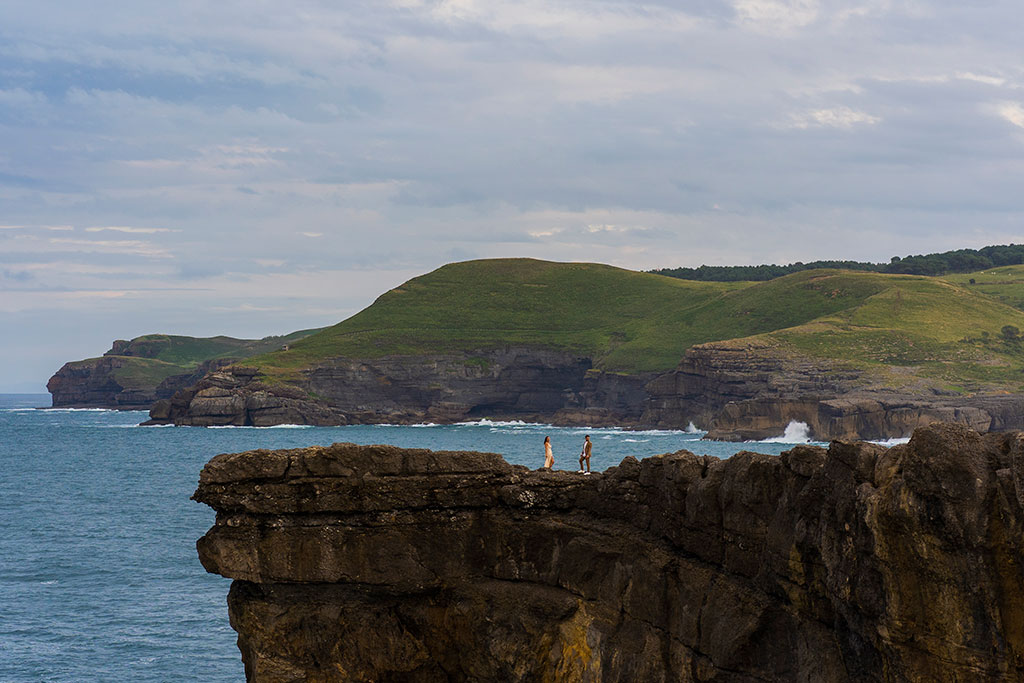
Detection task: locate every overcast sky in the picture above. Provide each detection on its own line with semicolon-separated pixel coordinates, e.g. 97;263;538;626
2;1;1023;391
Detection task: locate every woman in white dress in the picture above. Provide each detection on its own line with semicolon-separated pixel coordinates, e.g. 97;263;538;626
543;436;554;469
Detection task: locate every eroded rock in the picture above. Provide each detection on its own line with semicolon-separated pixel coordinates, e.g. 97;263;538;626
194;423;1024;681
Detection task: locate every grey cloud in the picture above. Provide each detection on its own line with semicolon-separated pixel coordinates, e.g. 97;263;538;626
2;1;1024;388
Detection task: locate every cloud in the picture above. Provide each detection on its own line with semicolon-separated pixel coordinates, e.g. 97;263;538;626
3;0;1024;389
787;107;882;129
994;102;1024;129
733;0;820;33
46;238;173;258
84;226;177;234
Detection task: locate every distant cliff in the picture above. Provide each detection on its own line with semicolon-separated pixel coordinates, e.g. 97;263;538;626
150;341;1024;440
194;423;1024;681
643;339;1024;441
47;331;320;409
147;259;1024;439
148;348;651;427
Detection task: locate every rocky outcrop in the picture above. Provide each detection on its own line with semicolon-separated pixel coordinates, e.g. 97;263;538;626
147;367;347;427
47;356;235;409
150;347;652;427
48;332;320;410
644;340;1024;441
148;338;1024;439
701;393;1024;442
194;423;1024;681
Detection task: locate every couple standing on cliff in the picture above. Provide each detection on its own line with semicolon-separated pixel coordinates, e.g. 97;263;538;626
543;435;592;473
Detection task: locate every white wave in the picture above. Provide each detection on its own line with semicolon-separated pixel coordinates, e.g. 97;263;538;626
870;437;910;446
633;428;697;436
622;438;651;443
206;423;313;429
40;580;58;585
38;407;117;413
685;421;703;434
99;423;174;429
456;419;551;427
761;420;812;444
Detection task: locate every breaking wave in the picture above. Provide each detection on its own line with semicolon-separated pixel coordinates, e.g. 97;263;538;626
869;437;911;447
760;421;812;444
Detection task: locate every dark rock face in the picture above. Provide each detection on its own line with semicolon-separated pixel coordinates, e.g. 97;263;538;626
150;339;1024;439
194;423;1024;681
153;348;651;427
644;340;1024;441
47;356;235;409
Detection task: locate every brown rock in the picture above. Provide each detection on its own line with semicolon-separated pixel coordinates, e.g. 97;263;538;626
194;423;1024;681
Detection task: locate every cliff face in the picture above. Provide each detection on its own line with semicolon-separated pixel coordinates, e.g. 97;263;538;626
644;340;1024;441
151;347;651;427
47;332;320;409
47;356;234;409
151;338;1024;439
194;423;1024;681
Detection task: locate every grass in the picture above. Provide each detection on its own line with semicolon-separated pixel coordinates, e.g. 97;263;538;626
943;265;1024;312
246;259;930;378
69;329;323;389
243;259;1024;395
766;273;1024;392
68;257;1024;398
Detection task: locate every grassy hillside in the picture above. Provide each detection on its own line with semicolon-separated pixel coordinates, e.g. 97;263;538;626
242;259;1024;395
943;265;1024;312
253;259;751;375
244;259;974;379
67;329;322;389
758;272;1024;392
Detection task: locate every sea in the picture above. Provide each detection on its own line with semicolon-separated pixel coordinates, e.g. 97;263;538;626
1;392;832;682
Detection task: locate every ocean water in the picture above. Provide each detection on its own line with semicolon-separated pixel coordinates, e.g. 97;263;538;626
0;393;823;682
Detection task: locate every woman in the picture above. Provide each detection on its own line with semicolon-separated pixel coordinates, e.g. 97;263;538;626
543;436;554;469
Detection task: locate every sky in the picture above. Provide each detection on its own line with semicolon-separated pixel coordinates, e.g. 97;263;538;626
2;1;1024;391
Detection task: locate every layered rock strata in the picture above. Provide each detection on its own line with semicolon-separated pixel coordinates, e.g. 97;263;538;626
47;356;234;409
150;339;1024;440
150;348;650;427
643;340;1024;441
194;423;1024;681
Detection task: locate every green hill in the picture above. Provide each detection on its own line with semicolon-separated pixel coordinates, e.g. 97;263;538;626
750;271;1024;392
78;330;322;390
943;264;1024;312
242;259;1024;396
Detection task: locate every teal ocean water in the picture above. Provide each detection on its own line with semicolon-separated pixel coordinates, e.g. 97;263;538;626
0;393;823;681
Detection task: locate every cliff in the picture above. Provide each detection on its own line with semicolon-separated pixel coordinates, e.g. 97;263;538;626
194;423;1024;681
144;260;1024;439
152;340;1024;440
147;347;651;427
47;355;235;409
48;331;320;409
644;339;1024;441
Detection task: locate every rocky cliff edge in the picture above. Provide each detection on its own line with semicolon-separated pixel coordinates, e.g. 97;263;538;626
194;422;1024;682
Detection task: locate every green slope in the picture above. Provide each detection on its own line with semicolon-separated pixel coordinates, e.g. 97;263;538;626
245;259;952;378
67;329;322;390
243;259;1024;395
761;272;1024;392
943;264;1024;312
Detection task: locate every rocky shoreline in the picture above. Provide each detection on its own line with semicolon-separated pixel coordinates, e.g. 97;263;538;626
194;422;1024;681
136;342;1024;442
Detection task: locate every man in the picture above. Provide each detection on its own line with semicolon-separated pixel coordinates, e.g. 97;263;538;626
578;435;592;474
